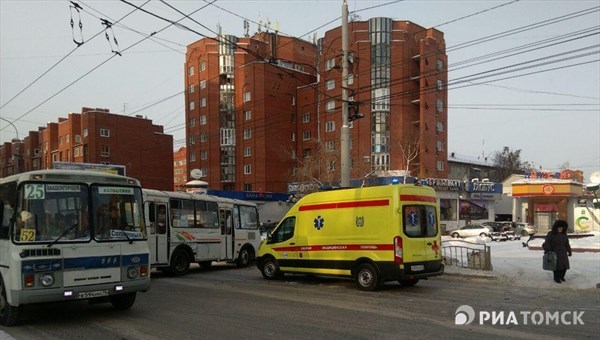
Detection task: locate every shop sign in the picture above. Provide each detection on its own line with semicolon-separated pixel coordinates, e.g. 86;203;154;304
420;178;467;191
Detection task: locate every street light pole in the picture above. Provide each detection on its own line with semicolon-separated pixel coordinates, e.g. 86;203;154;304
0;117;22;173
340;0;350;187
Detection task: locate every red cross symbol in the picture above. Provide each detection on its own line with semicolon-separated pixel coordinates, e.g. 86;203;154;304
431;240;439;257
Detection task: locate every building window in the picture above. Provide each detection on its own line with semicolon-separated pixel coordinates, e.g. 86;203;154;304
189;84;195;93
244;110;252;121
325;141;335;152
291;132;295;141
200;133;208;143
200;61;206;72
100;129;110;137
291;149;296;159
75;135;81;143
302;130;311;141
325;58;336;70
326;100;336;112
59;136;64;145
200;150;207;160
348;73;354;85
200;79;206;89
243;91;251;103
190;118;196;127
190;152;196;162
244;165;252;175
437;140;444;152
437;160;444;171
66;134;70;144
325;121;335;132
244;128;252;139
83;129;88;137
303;148;311;158
200;97;207;107
189;136;196;145
244;147;251;157
436;99;443;113
437;60;443;72
437;80;443;91
101;145;110;157
327;160;335;171
74;147;80;157
291;96;296;106
200;115;207;125
188;66;194;76
326;79;335;90
244;184;252;191
189;101;195;110
302;112;311;123
436;121;444;132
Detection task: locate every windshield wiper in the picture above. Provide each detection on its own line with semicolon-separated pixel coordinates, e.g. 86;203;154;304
47;223;78;248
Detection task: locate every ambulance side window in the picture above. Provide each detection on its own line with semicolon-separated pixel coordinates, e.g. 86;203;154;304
270;217;295;243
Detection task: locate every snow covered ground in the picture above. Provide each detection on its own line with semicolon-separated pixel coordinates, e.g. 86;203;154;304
442;231;600;290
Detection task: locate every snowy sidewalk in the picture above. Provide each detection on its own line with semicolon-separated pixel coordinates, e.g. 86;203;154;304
442;232;600;290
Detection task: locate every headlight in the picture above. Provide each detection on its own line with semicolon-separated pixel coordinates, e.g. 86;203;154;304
40;273;55;287
127;266;139;279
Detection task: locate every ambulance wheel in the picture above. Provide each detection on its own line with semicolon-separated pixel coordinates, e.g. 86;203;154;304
260;257;282;280
110;292;136;310
355;263;380;291
0;276;20;326
399;279;419;287
170;249;191;276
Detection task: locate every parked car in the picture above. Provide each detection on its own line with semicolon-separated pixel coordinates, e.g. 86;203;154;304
448;225;491;238
515;222;538;236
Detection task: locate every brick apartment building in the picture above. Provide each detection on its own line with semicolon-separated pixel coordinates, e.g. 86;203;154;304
0;107;174;190
185;31;317;192
184;17;447;193
173;146;188;191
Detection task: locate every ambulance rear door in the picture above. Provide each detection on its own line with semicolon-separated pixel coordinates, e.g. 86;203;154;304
400;202;440;269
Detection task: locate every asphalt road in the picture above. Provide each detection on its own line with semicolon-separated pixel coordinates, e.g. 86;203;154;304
2;263;598;339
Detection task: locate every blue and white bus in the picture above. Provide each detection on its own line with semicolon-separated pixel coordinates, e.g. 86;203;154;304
0;170;150;326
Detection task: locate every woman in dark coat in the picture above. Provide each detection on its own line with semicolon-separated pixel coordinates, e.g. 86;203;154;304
543;220;572;283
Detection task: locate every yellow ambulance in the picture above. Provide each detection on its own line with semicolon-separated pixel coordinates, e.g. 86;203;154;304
256;184;443;290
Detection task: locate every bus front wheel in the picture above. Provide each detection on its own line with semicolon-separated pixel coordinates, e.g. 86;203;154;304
0;277;20;326
170;249;191;276
110;292;136;310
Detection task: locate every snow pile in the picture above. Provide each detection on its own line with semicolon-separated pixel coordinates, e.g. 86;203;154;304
441;233;600;289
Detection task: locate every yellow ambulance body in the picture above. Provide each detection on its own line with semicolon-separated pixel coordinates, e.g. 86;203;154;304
256;184;443;290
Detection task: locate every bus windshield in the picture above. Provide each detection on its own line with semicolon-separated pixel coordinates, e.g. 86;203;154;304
14;182;90;243
92;185;146;241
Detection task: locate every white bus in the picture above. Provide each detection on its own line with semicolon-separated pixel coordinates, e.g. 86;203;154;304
142;189;261;276
0;170;150;326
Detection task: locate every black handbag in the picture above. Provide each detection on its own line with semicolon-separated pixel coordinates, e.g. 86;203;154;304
543;251;557;271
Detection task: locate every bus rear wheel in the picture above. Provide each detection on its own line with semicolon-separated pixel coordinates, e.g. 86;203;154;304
170;249;191;276
0;277;20;326
236;247;253;268
110;292;136;310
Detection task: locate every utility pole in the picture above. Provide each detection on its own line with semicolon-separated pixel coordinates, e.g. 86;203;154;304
340;0;350;187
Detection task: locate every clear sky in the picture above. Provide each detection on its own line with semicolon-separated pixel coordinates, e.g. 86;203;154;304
1;0;599;181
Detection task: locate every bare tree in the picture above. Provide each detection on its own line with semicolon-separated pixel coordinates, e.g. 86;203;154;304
394;129;422;179
492;146;528;181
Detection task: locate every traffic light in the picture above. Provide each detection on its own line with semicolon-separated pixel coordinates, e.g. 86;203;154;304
348;101;364;122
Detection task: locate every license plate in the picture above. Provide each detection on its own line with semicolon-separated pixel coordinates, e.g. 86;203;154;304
411;265;425;271
78;290;109;299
